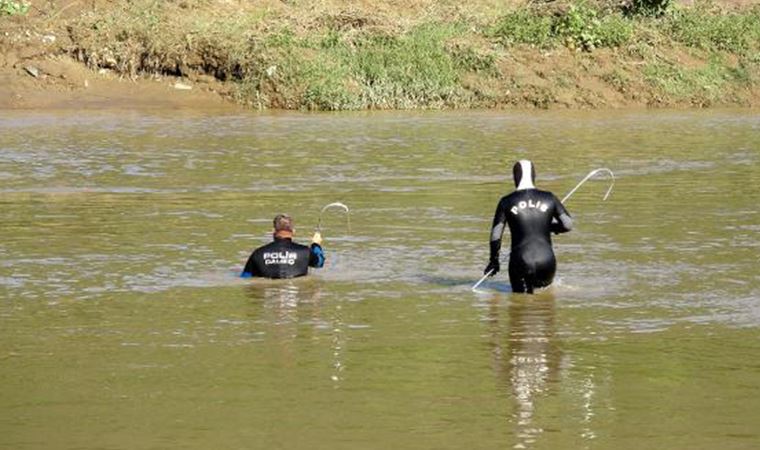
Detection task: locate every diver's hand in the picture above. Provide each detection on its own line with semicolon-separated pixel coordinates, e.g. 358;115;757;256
311;231;323;246
484;260;500;276
550;219;560;234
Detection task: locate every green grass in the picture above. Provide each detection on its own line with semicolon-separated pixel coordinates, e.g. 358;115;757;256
349;25;464;108
64;0;760;110
601;69;632;93
1;0;29;16
490;3;634;51
664;5;760;53
644;56;750;105
239;23;483;109
490;9;554;48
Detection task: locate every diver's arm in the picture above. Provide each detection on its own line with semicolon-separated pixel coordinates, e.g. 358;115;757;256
241;251;261;278
550;195;573;234
550;214;573;234
309;244;325;268
489;200;508;256
308;232;325;268
486;200;507;275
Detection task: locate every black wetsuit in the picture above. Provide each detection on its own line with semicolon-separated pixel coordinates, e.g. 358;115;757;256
489;189;572;293
241;237;325;279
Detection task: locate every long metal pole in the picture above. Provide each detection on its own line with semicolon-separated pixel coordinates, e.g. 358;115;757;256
472;269;494;291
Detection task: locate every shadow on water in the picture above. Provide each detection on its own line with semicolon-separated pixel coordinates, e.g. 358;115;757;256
421;274;513;293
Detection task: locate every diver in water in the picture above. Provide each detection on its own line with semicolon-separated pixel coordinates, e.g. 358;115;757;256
241;214;325;279
485;160;573;294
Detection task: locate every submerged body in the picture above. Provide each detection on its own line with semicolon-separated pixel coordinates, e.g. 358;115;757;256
241;214;325;279
242;238;324;279
487;161;572;294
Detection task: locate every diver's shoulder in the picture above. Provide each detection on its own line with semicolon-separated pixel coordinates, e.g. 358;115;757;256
281;240;311;252
294;241;312;251
253;240;277;254
501;191;521;202
256;239;309;252
535;188;559;200
502;188;549;200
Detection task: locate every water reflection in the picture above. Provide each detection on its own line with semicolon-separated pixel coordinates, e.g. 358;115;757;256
488;292;563;449
244;279;325;336
243;279;345;384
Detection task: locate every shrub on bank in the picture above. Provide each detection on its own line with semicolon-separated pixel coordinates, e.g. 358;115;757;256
491;1;760;54
555;3;635;51
491;2;634;51
1;0;29;16
623;0;672;17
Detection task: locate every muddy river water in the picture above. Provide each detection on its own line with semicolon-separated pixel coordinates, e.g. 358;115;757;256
1;110;759;449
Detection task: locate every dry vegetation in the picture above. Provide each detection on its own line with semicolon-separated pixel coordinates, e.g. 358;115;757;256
2;0;760;109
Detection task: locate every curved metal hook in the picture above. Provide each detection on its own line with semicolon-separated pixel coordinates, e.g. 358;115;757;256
561;168;615;204
317;202;351;233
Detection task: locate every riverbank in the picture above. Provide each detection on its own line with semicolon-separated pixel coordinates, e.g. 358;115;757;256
2;0;759;110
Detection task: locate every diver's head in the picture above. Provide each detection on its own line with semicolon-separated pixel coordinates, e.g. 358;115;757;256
273;213;294;239
512;160;536;190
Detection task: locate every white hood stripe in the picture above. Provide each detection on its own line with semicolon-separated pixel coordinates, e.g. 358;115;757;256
516;160;535;190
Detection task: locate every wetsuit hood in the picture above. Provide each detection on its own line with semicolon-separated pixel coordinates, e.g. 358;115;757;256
513;160;536;190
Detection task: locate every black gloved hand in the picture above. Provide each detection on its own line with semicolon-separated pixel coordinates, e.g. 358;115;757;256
485;259;500;276
550;220;560;234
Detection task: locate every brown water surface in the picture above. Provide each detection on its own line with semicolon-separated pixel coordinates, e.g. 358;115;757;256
1;110;759;450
